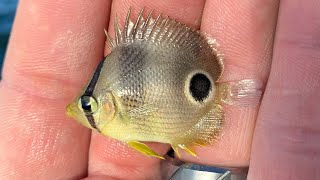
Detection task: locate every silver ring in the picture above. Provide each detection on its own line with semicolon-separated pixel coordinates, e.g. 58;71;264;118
162;153;248;180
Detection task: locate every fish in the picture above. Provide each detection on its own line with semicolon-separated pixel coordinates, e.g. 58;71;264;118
66;8;263;159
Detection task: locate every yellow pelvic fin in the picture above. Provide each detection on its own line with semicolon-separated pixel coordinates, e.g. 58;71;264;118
127;141;165;159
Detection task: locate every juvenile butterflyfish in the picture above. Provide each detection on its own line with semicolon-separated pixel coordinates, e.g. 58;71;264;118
66;8;262;159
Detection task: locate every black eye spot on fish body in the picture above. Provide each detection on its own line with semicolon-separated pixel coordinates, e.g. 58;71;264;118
189;73;212;102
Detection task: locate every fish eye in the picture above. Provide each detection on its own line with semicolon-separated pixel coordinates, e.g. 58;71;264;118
78;95;99;114
188;72;213;103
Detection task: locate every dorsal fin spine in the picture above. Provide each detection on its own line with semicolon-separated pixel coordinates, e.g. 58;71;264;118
147;14;162;41
154;16;169;44
157;19;174;43
162;20;179;43
124;7;132;40
114;15;121;46
141;10;153;39
131;7;144;40
104;29;115;49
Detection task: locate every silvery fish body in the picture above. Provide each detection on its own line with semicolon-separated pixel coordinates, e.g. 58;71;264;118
67;8;262;158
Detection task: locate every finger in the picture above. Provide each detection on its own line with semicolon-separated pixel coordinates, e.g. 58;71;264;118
248;0;320;179
88;0;205;179
0;0;111;179
180;0;279;166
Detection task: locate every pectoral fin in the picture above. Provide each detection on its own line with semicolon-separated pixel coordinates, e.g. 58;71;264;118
127;141;165;159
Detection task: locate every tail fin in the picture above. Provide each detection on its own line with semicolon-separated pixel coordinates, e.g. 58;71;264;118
216;79;263;107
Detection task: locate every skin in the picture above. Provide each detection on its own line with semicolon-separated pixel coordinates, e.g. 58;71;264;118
0;0;319;179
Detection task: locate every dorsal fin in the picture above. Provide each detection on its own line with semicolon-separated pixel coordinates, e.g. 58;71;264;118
106;8;208;49
105;8;223;78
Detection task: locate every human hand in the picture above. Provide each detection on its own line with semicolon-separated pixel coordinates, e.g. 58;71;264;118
0;0;319;179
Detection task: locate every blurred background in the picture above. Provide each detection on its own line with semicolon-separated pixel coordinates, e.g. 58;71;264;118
0;0;18;79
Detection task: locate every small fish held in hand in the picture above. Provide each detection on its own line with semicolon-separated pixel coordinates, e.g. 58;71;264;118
66;8;263;159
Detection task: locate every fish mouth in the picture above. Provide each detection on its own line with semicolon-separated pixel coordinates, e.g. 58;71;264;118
65;101;96;130
66;102;77;118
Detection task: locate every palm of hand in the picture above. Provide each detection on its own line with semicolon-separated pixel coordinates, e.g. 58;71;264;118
0;0;319;179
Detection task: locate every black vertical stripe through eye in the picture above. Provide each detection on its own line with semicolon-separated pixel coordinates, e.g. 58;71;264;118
84;59;105;96
81;59;104;131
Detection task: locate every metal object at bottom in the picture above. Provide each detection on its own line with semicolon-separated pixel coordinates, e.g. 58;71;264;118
168;164;247;180
162;153;248;180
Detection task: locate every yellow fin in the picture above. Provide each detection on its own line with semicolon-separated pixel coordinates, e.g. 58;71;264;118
187;104;224;146
178;144;198;157
192;140;207;147
168;104;224;158
127;141;165;159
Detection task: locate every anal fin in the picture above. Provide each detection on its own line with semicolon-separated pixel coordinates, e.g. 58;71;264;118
178;144;197;157
192;140;207;147
169;104;224;158
171;144;198;158
127;141;165;159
